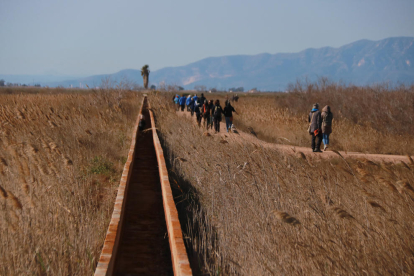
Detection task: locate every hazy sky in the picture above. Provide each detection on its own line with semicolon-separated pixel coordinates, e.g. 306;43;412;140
1;0;414;76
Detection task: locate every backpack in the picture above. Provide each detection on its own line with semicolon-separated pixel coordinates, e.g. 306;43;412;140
214;106;222;118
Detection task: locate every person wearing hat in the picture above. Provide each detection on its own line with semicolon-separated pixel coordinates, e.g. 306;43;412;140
308;103;323;152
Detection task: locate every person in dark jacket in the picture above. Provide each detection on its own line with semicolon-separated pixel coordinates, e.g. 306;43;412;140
199;93;206;106
179;95;186;111
208;100;214;130
321;105;333;151
308;103;323;152
202;99;211;130
212;100;223;133
194;100;203;126
223;100;238;132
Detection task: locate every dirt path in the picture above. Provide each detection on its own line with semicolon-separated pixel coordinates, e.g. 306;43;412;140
176;110;413;164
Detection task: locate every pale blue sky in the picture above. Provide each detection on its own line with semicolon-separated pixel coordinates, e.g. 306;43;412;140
1;0;413;76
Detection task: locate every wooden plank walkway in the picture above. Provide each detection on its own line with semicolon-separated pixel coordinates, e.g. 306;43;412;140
94;97;192;276
112;100;173;275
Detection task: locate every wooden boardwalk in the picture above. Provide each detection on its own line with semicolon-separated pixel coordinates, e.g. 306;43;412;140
94;97;192;276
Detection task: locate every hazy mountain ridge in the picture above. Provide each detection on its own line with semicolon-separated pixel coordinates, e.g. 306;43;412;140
3;37;413;90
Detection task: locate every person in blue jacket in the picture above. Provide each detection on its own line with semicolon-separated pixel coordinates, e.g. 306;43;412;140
179;95;186;111
189;97;195;116
174;95;180;111
185;95;192;111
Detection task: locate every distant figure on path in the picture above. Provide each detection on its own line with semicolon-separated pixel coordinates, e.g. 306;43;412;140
212;100;223;133
321;105;333;151
186;95;192;111
308;103;323;152
199;93;206;106
194;99;203;126
174;95;180;111
179;95;186;111
223;100;238;132
232;94;239;102
202;99;211;130
208;100;214;130
189;97;195;116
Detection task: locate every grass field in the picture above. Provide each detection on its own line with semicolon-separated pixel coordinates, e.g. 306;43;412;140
0;87;142;275
150;89;414;275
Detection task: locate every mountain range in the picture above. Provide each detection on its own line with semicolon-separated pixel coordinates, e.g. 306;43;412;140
3;37;414;91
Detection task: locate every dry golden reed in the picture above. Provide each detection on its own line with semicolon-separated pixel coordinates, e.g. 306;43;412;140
148;89;414;275
273;211;301;226
0;87;143;275
7;191;23;210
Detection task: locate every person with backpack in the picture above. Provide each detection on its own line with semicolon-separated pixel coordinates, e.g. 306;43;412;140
212;100;223;133
194;99;203;126
202;99;211;130
308;103;323;152
179;95;186;111
223;100;238;132
321;105;333;151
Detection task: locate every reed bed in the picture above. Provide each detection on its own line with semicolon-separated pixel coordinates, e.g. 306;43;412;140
0;87;142;275
150;91;414;275
231;82;414;155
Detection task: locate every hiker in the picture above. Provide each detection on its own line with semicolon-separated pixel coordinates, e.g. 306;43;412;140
208;100;214;130
308;103;323;152
186;95;192;111
194;99;203;126
223;100;238;132
321;105;333;151
174;95;180;111
202;99;211;130
179;95;186;111
193;94;198;104
189;97;195;116
212;100;223;133
199;93;206;106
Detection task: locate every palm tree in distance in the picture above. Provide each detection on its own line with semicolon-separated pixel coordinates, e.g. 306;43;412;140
141;65;150;89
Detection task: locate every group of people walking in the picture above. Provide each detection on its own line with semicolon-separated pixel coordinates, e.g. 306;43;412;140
173;94;333;152
173;93;238;133
308;103;333;152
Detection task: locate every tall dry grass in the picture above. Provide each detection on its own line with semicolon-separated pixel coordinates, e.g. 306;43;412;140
0;87;142;275
150;91;414;275
231;81;414;155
